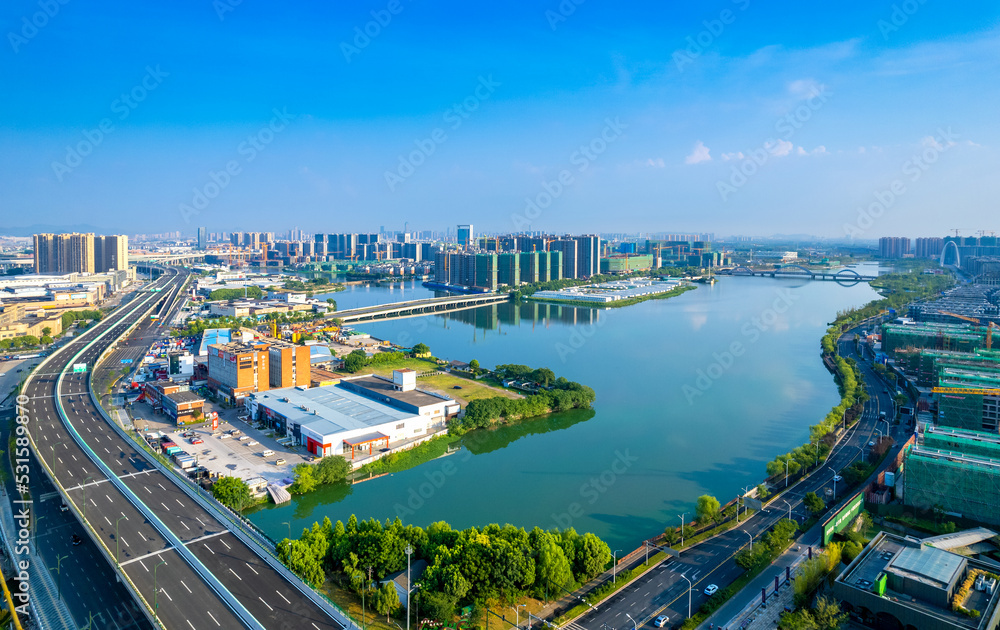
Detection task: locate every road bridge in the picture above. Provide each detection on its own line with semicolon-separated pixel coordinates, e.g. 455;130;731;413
332;293;510;323
719;265;878;284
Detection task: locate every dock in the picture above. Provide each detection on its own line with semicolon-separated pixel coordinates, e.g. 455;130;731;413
267;483;291;505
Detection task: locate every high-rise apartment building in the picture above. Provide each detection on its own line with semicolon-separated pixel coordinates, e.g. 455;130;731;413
914;237;944;259
574;235;601;278
33;232;104;274
550;239;579;279
879;237;911;259
197;227;208;249
93;234;129;272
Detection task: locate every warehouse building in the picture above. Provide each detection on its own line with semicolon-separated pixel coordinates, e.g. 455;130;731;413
247;370;458;459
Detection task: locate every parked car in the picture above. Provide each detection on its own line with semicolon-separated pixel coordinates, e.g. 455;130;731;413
247;440;259;446
654;615;670;628
190;438;203;445
704;584;719;596
275;458;286;465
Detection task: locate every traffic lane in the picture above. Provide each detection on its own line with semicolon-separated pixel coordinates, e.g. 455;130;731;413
190;533;346;630
0;357;43;404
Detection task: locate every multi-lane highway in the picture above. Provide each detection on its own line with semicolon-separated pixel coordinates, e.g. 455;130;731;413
23;267;350;630
570;322;909;630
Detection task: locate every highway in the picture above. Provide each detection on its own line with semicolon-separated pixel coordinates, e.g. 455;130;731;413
23;267;349;630
570;319;909;630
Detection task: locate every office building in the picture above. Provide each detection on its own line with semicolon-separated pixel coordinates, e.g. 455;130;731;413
197;227;208;249
268;340;312;389
457;224;473;251
879;237;911;259
207;340;272;402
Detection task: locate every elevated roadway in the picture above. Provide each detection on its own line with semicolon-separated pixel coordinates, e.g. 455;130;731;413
332;292;510;323
23;268;351;630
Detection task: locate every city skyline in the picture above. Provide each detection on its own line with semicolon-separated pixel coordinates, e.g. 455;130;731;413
2;2;998;237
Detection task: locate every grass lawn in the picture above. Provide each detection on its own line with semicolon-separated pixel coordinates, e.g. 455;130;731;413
363;356;441;376
417;373;522;405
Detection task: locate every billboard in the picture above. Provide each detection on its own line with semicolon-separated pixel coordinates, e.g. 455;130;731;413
72;363;87;373
822;492;864;546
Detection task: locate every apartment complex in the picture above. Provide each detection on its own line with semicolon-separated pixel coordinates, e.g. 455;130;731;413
33;233;128;274
878;236;911;259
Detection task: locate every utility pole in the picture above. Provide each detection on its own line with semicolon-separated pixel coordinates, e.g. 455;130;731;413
406;545;413;630
679;513;687;547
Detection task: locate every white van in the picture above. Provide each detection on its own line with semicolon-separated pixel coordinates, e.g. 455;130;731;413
261;450;274;457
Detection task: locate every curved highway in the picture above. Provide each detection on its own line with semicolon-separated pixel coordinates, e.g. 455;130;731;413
25;267;348;630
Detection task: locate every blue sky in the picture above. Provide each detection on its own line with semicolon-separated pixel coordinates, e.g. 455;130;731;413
1;0;998;238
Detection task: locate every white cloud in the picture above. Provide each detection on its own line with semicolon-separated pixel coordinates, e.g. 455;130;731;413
766;139;794;157
787;78;827;100
796;145;828;156
684;140;712;164
645;157;666;168
722;152;745;161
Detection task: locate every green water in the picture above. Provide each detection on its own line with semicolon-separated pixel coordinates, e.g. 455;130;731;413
248;270;881;551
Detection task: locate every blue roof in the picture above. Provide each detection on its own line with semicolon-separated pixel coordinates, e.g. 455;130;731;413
199;328;231;355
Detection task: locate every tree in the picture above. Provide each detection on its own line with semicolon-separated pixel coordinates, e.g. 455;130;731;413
315;456;352;484
813;596;847;630
374;581;400;621
344;350;368;373
469;359;480;371
756;484;770;499
412;343;430;356
419;591;457;623
326;298;337;310
289;464;319;494
779;610;819;630
662;527;680;546
803;492;826;515
41;335;53;345
42;326;52;336
841;540;863;564
574;532;611;581
696;495;722;524
535;537;572;600
211;477;252;511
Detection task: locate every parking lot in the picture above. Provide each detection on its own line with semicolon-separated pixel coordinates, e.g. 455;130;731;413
131;399;311;485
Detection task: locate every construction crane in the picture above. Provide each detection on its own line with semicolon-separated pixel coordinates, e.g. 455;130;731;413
939;311;999;349
933;386;1000;396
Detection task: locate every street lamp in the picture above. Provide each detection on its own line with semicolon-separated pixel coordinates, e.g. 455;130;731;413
625;613;637;630
406;545;413;630
744;530;753;552
512;604;526;629
785;458;791;488
116;515;128;564
612;549;622;584
679;513;688;547
781;499;792;521
677;573;693;619
51;553;68;598
33;514;45;549
154;560;167;610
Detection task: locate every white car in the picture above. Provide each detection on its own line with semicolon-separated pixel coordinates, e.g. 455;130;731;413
653;615;669;628
833;475;843;482
868;440;876;447
246;440;259;446
704;584;719;596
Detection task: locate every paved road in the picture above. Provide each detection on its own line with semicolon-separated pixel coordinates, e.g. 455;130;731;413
24;268;349;630
573;320;909;630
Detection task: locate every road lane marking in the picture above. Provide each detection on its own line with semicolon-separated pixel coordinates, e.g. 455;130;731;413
276;590;290;604
180;580;191;594
258;597;273;612
245;562;258;575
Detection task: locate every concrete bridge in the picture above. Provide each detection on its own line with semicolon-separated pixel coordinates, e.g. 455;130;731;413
719;265;878;283
332;293;511;323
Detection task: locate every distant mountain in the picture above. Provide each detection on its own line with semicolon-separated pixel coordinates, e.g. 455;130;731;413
0;224;110;237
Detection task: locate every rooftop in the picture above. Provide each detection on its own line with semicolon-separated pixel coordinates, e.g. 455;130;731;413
253;383;415;435
344;374;452;409
166;390;205;405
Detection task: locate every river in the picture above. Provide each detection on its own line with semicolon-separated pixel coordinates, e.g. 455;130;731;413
247;266;882;552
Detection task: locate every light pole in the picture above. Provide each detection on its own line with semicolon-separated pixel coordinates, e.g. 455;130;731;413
831;470;838;497
51;553;68;598
116;515;128;564
677;573;693;618
679;513;688;547
785;458;791;488
781;499;792;521
512;604;526;629
612;549;622;584
154;560;167;610
625;613;637;630
33;514;45;549
744;530;753;552
406;545;413;630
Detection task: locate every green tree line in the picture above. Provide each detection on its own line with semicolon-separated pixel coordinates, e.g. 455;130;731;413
278;516;612;622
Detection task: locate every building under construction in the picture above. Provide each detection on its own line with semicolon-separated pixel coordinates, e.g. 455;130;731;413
881;322;988;356
936;367;1000;434
901;426;1000;527
895;348;1000;387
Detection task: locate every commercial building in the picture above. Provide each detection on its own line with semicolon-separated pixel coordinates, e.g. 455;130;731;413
531;278;687;304
601;254;655;274
247;370;459;459
207;340;272;402
0;302;63;340
268;340;311;389
901;426;1000;527
457;224;474;251
197;227;208;250
833;531;1000;630
143;380;206;424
